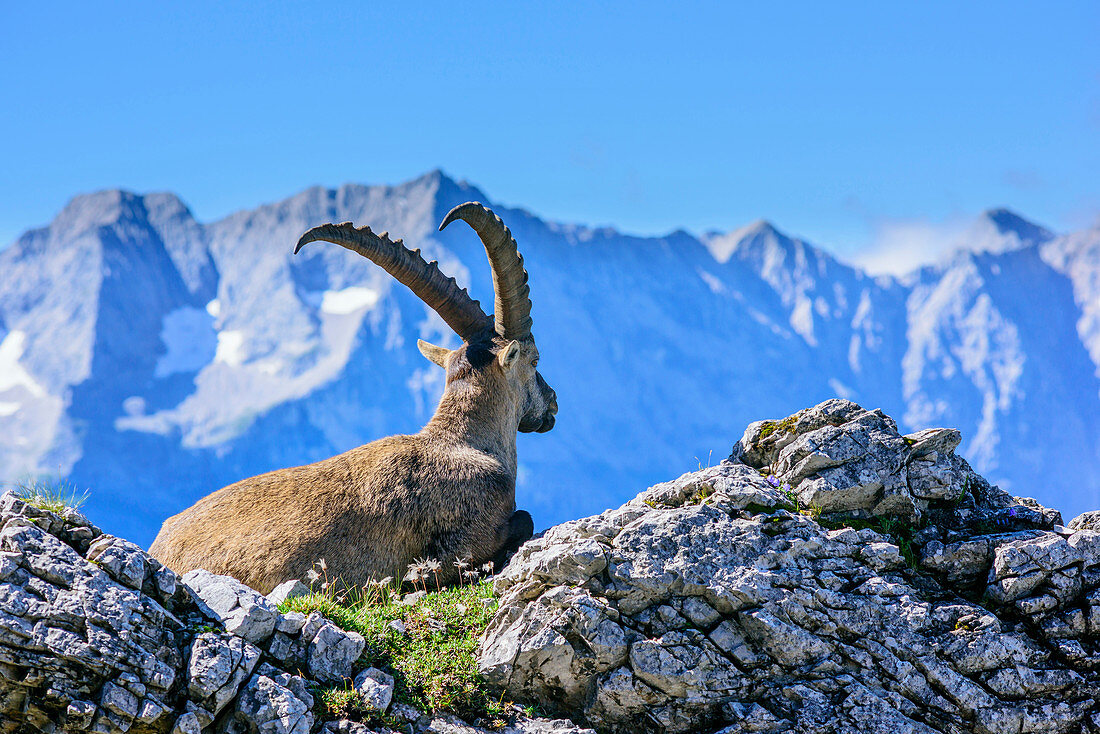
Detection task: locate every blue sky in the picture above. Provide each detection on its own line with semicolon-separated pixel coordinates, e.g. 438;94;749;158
2;2;1097;270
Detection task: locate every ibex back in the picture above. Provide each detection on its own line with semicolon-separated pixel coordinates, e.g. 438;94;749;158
149;203;556;593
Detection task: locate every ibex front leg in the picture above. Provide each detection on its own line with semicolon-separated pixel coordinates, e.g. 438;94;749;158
492;510;534;571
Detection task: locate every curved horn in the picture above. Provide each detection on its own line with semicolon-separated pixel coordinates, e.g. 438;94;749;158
295;222;491;342
439;202;533;340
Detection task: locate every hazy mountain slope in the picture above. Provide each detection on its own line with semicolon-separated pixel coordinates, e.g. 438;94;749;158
1;171;1098;544
1042;225;1100;373
902;245;1100;514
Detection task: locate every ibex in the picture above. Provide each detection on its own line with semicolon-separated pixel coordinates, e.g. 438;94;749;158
149;202;556;594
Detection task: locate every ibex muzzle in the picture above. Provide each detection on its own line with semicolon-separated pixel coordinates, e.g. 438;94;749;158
149;202;555;593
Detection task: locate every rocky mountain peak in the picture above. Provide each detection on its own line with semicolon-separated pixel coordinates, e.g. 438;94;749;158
704;219;784;263
981;207;1054;243
949;207;1056;259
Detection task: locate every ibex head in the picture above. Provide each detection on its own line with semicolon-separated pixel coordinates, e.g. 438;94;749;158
295;202;557;434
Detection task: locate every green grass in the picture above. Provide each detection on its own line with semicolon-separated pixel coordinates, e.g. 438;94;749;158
14;477;89;514
953;475;974;506
316;683;374;720
781;485;822;520
280;579;506;724
694;450;714;470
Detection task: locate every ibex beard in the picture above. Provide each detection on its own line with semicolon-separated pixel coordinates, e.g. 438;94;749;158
149;202;557;594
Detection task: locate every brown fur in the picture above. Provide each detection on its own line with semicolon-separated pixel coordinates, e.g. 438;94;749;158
149;337;555;594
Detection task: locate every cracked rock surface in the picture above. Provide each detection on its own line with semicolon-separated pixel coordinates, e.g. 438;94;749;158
479;400;1099;734
4;399;1099;734
0;489;332;733
0;493;592;734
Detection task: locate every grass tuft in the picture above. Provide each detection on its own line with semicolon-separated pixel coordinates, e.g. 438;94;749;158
14;477;89;514
280;578;506;724
781;485;822;520
316;683;373;720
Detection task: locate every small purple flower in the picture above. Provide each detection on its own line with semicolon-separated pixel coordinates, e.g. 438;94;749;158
1007;507;1018;518
782;483;791;492
767;475;780;487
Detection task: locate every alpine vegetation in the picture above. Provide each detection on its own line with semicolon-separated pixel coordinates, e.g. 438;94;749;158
149;202;556;593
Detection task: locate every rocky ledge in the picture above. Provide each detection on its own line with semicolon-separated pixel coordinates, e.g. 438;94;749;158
480;399;1099;734
2;399;1099;734
0;493;584;734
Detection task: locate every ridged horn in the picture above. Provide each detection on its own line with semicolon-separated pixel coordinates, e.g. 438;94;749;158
439;202;533;340
295;222;491;342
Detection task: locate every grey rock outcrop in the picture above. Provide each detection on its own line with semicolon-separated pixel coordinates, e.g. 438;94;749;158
480;400;1099;734
0;490;598;734
352;668;394;713
267;580;311;608
5;399;1100;733
0;491;352;733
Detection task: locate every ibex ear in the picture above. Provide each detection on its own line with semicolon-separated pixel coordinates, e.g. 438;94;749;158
417;339;451;368
497;340;521;372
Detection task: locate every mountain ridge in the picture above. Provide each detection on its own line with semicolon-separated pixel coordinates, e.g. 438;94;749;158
1;171;1098;545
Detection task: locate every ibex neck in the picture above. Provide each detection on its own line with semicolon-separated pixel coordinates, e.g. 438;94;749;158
421;383;519;472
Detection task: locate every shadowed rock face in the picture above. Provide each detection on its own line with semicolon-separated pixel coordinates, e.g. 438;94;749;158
479;400;1098;734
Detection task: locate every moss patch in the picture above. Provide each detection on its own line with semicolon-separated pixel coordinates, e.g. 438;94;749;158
757;414;798;441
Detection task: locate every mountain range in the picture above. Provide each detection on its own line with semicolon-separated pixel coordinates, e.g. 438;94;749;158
1;170;1098;546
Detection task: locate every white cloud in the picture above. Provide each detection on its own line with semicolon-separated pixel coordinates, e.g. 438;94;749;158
851;217;971;276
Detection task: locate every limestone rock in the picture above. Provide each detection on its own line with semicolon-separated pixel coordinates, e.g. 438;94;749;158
481;400;1099;734
307;622;366;683
0;489;350;733
221;670;314;734
275;611;307;635
320;721;382;734
353;667;394;712
187;632;261;715
1070;510;1100;532
266;579;311;607
183;569;279;644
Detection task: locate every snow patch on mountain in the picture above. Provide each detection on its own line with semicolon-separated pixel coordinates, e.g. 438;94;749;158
0;331;45;398
155;307;217;377
1042;227;1100;382
0;328;71;478
306;286;381;315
